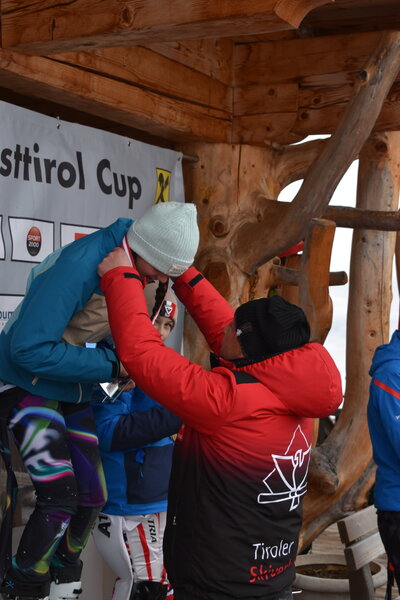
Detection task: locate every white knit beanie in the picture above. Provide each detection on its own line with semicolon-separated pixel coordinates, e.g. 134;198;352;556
127;202;199;277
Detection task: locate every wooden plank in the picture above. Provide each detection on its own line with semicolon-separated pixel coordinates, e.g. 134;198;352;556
337;506;378;545
344;532;385;571
144;39;233;85
1;0;331;55
56;45;232;115
234;31;384;85
349;565;375;600
233;112;302;145
292;87;400;137
305;0;400;36
0;50;232;143
244;79;400;142
234;82;297;116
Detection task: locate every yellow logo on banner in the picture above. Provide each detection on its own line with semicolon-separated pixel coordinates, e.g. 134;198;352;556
154;169;171;204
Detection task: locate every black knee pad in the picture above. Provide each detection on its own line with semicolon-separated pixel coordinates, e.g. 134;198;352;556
50;560;83;584
130;580;168;600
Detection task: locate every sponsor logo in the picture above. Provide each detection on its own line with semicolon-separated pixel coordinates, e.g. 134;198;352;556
147;519;157;543
252;539;294;560
155;168;171;204
249;558;294;583
161;300;176;319
26;226;42;256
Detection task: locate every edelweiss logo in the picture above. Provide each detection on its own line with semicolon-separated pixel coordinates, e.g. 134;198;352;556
258;425;311;511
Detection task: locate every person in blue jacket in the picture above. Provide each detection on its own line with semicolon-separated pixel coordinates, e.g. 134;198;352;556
92;283;181;600
0;202;199;600
368;329;400;600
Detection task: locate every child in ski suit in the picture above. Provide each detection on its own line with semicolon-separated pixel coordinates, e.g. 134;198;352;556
92;283;181;600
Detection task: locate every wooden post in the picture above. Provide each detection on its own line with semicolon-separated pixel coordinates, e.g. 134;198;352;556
298;218;336;344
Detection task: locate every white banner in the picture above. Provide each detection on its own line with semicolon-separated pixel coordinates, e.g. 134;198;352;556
0;101;184;332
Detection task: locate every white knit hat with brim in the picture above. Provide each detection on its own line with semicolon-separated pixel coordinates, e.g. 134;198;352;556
127;202;199;277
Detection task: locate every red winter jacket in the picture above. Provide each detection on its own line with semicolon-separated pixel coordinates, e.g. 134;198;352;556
101;265;342;600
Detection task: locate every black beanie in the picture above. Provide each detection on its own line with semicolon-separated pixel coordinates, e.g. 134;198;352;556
234;295;311;360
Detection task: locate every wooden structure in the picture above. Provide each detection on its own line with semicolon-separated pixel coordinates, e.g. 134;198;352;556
337;505;386;600
1;1;400;549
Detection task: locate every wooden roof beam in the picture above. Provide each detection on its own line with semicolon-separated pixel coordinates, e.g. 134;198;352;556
0;49;232;143
1;0;332;55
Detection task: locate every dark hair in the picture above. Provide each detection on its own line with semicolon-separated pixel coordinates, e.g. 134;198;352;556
151;280;168;321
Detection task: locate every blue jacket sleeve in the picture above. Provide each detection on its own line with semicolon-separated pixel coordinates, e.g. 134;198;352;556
9;227;125;383
111;407;182;451
369;371;400;459
93;395;182;452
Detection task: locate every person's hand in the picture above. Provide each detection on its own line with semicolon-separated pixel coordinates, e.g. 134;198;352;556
120;378;136;392
116;363;136;391
119;362;129;378
98;248;131;277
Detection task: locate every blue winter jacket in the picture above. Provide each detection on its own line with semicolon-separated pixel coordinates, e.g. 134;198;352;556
368;330;400;510
0;218;132;404
93;387;181;515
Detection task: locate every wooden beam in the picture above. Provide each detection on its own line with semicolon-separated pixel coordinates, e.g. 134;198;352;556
233;112;302;145
325;205;400;230
55;45;232;116
304;1;400;37
273;264;348;286
234;31;385;86
234;82;297;117
1;0;332;55
145;39;233;84
0;49;232;143
253;198;400;231
293;80;400;137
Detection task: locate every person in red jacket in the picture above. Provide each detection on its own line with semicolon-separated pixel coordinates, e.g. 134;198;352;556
97;248;342;600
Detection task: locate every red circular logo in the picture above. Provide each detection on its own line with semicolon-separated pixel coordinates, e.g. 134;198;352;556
26;226;42;256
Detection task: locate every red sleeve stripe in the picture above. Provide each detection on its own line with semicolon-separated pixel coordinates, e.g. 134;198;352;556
373;378;400;400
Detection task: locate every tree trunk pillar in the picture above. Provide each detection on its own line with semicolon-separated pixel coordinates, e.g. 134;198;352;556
343;131;400;480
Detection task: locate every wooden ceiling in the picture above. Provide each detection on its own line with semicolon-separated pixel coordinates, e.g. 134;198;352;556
0;0;399;146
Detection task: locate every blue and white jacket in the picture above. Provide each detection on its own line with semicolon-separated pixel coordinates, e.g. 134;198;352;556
0;218;132;404
93;387;181;515
368;330;400;510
